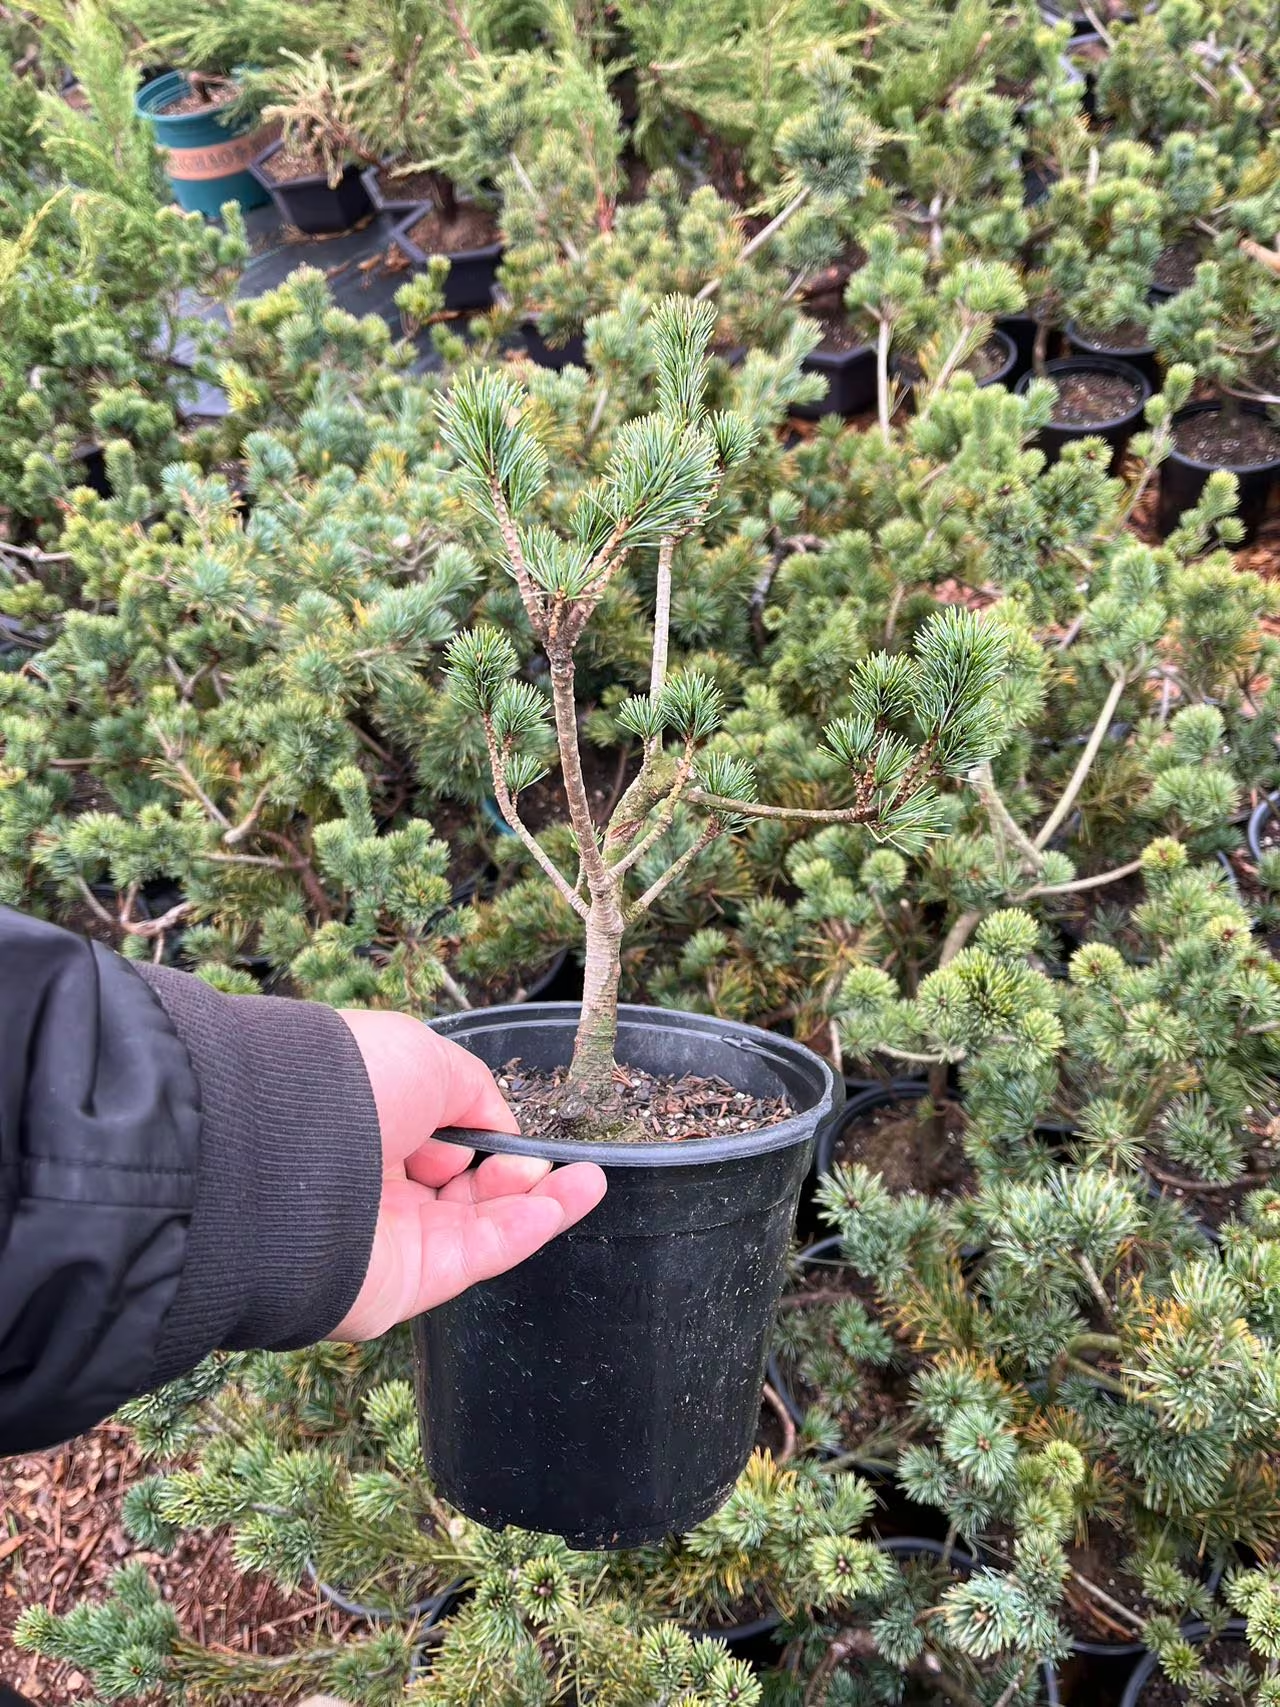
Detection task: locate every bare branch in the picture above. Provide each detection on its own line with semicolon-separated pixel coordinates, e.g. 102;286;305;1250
627;820;721;918
1019;855;1144;899
1034;671;1128;851
483;713;589;920
489;477;549;642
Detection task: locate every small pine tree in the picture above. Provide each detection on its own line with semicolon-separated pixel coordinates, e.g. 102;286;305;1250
440;292;1015;1128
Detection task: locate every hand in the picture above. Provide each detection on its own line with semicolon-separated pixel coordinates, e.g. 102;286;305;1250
330;1010;607;1340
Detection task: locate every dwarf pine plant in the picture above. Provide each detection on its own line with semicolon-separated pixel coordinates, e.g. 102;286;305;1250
818;1146;1280;1559
0;2;246;534
440;293;1013;1128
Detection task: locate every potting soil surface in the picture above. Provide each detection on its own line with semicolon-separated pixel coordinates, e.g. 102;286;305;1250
832;1097;973;1197
372;166;440;204
497;1062;793;1143
1152;238;1204;292
399;204;500;256
1049;369;1143;426
1173;410;1280;467
808;310;867;354
259;142;336;183
1071;321;1149;353
897;336;1009;385
154;82;237;116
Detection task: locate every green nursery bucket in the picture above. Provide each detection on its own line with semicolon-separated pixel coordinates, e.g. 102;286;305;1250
135;73;276;216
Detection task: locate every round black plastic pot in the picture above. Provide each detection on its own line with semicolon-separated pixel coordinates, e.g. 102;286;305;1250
794;337;877;418
1065;321;1160;388
411;1003;842;1548
767;1234;844;1433
520;319;588;371
815;1079;928;1178
1118;1621;1244;1707
893;329;1019;407
997;314;1052;384
306;1564;463;1625
689;1609;783;1668
1248;791;1278;862
390;207;504;312
1016;357;1150;470
1157;402;1280;544
250;141;373;234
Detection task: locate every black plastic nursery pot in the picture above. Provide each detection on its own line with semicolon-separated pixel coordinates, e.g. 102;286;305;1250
1248;791;1279;863
519;319;588;371
249;140;373;235
997;314;1054;384
814;1079;928;1179
1117;1623;1245;1707
1065;320;1160;388
793;338;877;419
690;1609;783;1669
1015;356;1150;471
411;1003;842;1549
389;207;505;312
360;161;428;216
1156;402;1280;544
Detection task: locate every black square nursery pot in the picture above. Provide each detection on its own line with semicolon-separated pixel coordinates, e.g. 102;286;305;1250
390;206;505;312
249;140;374;235
411;1003;841;1549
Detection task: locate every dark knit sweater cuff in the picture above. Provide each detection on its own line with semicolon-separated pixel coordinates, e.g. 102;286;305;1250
134;968;381;1385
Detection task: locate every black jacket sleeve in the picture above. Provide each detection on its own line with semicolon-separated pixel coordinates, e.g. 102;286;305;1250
0;907;381;1454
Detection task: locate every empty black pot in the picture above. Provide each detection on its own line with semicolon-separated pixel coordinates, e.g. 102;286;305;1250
412;1003;841;1548
1016;356;1150;470
250;141;373;235
520;319;588;371
1156;401;1280;543
794;336;877;418
1065;320;1160;387
390;206;504;312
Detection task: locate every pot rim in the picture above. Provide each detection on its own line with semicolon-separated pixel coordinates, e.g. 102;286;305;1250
1065;318;1157;359
1248;789;1278;861
816;1077;929;1175
429;1001;842;1167
1016;354;1152;427
250;134;360;191
1167;400;1280;472
134;69;242;126
389;203;504;268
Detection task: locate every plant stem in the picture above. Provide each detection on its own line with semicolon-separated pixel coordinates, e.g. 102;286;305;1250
649;535;675;707
1034;671;1128;851
694;185;811;302
877;318;893;441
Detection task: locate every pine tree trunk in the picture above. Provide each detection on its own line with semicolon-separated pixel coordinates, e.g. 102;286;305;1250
568;893;625;1096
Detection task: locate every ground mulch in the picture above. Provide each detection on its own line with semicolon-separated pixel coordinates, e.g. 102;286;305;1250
0;1426;349;1704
